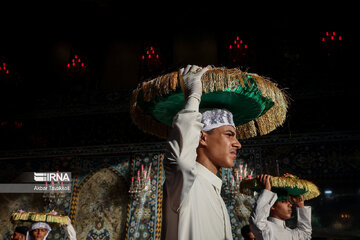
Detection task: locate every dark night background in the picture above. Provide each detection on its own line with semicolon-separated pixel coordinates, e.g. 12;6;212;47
0;3;358;149
0;2;359;239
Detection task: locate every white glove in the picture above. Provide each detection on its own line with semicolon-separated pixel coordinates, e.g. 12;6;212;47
179;65;209;101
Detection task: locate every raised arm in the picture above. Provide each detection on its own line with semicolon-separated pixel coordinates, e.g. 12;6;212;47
164;65;208;208
289;195;312;239
165;97;203;173
249;175;277;236
165;65;208;171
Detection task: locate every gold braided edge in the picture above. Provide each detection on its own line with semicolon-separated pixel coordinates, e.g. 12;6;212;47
11;212;69;225
240;175;320;200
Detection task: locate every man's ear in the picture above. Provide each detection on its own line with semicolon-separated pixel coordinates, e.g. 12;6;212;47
269;205;276;218
199;130;207;147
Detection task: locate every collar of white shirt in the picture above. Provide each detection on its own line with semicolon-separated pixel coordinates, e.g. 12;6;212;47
268;217;287;229
196;162;222;194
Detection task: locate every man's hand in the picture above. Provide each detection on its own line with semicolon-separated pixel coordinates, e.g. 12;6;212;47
179;65;209;101
257;174;271;191
290;195;305;208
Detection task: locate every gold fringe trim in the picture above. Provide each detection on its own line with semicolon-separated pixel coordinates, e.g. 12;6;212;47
240;175;320;200
130;67;289;139
11;211;69;225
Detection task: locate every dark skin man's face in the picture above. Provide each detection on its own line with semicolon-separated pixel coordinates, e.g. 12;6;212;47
31;228;48;240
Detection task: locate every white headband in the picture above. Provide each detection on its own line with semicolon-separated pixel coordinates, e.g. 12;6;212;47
26;222;51;240
201;109;236;132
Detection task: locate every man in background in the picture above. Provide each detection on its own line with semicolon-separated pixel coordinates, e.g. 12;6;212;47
249;174;312;240
11;226;28;240
241;225;255;240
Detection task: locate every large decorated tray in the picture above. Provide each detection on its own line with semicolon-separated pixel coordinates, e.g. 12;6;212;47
130;67;289;139
240;173;320;200
11;210;69;225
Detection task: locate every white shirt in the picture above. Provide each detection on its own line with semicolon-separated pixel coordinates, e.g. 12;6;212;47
163;98;233;240
250;189;312;240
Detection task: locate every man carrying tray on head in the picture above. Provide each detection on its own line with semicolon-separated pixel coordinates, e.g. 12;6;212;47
25;218;77;240
163;65;242;240
249;174;312;240
131;59;289;239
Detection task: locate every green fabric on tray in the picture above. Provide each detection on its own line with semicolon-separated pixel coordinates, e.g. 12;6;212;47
250;186;308;197
137;77;274;126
